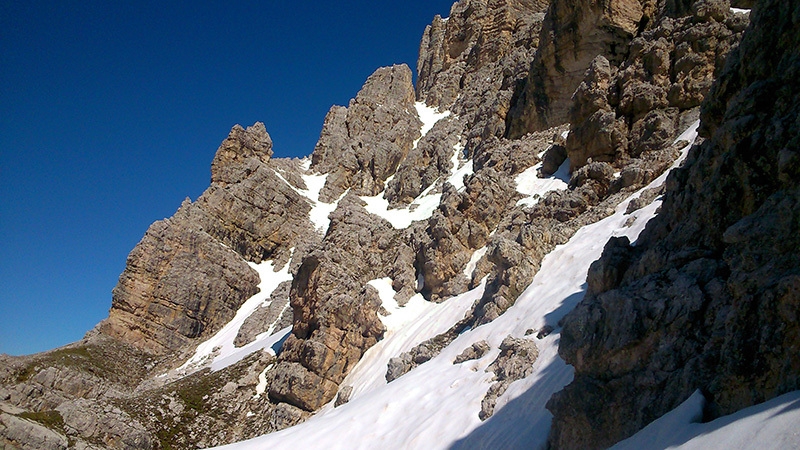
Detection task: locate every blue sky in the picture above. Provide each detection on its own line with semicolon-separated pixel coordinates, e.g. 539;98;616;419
0;1;455;355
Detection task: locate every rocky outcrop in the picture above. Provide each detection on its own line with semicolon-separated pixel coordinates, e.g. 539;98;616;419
0;337;158;449
99;211;262;355
418;0;549;145
454;340;491;364
267;193;417;411
0;411;69;450
417;0;549;110
384;115;464;207
311;65;421;202
566;1;746;171
507;0;653;134
99;123;317;355
479;336;539;420
386;0;551;209
196;124;317;266
234;280;293;348
549;0;800;448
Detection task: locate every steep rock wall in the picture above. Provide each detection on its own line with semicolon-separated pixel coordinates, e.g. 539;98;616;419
100;123;317;355
507;0;654;135
549;0;800;448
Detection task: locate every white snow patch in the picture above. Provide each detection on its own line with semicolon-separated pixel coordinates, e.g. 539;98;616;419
211;326;291;372
730;7;750;14
360;191;441;229
272;166;342;235
612;390;800;450
447;143;473;191
413;102;451;148
370;277;443;334
214;121;703;449
368;278;397;313
463;247;487;277
253;364;274;399
515;159;571;207
176;259;293;375
300;172;343;234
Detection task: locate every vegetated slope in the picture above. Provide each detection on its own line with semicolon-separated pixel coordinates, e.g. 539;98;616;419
6;0;796;449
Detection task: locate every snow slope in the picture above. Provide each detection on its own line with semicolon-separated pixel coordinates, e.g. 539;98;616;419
612;390;800;450
213;124;708;449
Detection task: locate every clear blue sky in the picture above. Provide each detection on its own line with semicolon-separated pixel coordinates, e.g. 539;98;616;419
0;0;455;356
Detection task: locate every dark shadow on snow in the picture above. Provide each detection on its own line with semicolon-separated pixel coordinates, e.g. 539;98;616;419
450;356;572;450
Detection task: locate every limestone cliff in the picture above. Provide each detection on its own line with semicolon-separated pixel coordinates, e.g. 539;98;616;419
99;123;317;356
549;0;800;448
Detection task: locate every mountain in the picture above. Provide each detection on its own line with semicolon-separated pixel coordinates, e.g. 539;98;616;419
2;0;798;448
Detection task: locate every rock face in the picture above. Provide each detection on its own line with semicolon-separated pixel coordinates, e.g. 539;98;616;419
507;0;651;134
548;0;800;448
99;123;317;355
417;0;550;149
267;193;417;411
311;65;421;202
565;1;746;171
388;0;551;209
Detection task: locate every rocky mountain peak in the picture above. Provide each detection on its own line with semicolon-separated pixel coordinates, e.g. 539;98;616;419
210;122;274;186
311;64;421;202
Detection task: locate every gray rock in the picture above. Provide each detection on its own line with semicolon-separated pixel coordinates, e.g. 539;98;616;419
453;341;491;364
234;280;292;348
549;1;800;448
334;386;353;407
479;336;539;420
386;354;414;383
1;412;68;450
312;65;421;201
417;0;549;142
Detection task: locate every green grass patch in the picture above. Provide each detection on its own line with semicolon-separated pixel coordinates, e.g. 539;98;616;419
18;410;65;433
